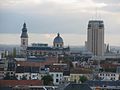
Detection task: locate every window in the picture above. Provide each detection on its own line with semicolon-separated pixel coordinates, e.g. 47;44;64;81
31;52;33;56
60;74;62;77
56;74;58;77
23;39;25;45
74;75;76;78
33;75;35;77
56;79;59;82
71;75;73;78
11;72;13;74
39;52;42;55
35;51;37;55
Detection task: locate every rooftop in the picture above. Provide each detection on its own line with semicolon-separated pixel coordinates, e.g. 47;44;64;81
64;83;92;90
0;80;43;87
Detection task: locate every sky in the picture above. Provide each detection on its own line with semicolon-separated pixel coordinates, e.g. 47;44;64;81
0;0;120;46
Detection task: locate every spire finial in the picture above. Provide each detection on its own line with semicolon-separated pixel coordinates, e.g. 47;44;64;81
57;33;60;36
23;22;26;28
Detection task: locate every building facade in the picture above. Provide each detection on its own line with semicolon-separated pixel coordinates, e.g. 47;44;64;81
20;23;70;57
86;20;104;56
26;33;70;57
98;73;119;81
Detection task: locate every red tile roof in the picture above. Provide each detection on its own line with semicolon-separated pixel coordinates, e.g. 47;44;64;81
101;64;120;69
0;80;43;87
16;57;58;67
49;65;64;72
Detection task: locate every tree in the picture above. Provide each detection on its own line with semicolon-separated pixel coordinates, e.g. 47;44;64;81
4;73;17;80
62;56;73;68
21;75;27;80
4;72;11;80
79;76;88;83
13;48;16;58
10;74;18;80
41;75;53;85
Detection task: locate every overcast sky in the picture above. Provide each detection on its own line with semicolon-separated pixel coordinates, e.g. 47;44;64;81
0;0;120;46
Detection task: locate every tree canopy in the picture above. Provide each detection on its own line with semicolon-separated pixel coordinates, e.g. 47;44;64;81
79;76;88;83
41;75;53;85
4;73;17;80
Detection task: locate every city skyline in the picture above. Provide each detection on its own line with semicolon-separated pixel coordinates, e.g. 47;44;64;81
0;33;120;46
0;0;120;46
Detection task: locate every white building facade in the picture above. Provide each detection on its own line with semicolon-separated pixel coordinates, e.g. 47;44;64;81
98;73;119;81
49;72;64;85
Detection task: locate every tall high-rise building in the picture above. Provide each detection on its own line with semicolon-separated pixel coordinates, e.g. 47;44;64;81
20;23;28;56
86;20;104;56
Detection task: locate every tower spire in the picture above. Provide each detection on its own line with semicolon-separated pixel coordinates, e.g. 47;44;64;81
21;22;28;38
57;33;60;37
23;22;26;28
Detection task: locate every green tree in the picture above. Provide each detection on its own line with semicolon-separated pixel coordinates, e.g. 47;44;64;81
4;73;17;80
4;72;11;80
21;75;27;80
41;75;53;85
79;76;88;83
62;56;73;68
10;74;18;80
13;48;16;58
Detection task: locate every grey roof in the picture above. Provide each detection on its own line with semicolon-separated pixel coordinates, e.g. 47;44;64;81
27;46;52;51
0;87;12;90
64;83;92;90
53;33;63;43
16;66;39;73
85;80;120;87
21;23;28;38
89;20;103;23
27;46;70;51
27;57;46;62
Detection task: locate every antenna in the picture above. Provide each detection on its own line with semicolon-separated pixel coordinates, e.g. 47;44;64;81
95;6;102;20
95;7;98;20
99;10;102;20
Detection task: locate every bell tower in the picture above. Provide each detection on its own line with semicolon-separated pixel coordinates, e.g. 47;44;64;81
20;23;28;56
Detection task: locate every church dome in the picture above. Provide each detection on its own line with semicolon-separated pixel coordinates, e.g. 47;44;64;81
53;33;63;43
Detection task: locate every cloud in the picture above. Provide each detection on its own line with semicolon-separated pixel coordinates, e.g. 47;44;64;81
93;0;120;13
0;0;107;15
0;0;120;37
93;0;120;4
0;0;120;46
1;0;120;15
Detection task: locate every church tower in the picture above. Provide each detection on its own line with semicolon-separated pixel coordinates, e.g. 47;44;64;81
20;23;28;56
